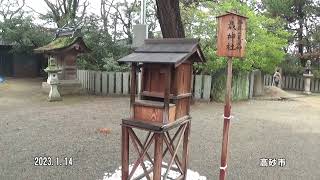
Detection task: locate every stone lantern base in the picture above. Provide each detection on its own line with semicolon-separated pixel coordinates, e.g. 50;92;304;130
42;80;85;95
48;84;62;101
303;73;313;95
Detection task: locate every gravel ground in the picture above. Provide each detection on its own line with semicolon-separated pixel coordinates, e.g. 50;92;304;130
0;78;320;180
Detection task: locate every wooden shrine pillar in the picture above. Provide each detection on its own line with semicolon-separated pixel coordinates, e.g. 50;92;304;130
163;65;171;124
153;133;164;179
121;126;129;180
130;63;137;116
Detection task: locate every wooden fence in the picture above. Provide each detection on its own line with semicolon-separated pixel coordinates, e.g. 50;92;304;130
264;74;320;93
77;70;130;95
77;70;252;101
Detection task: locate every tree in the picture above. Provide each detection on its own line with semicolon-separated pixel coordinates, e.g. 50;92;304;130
145;0;159;38
111;0;139;44
262;0;320;65
0;17;53;54
155;0;185;38
100;0;115;33
41;0;89;28
181;0;290;74
0;0;52;54
0;0;25;20
77;15;130;71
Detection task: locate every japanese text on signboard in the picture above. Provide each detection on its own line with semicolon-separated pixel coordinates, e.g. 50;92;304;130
226;16;243;51
216;12;247;58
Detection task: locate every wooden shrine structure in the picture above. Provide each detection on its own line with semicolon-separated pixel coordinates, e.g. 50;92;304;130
118;38;205;180
34;27;90;95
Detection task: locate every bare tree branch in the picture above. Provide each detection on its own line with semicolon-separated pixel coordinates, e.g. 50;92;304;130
42;0;88;28
0;0;25;20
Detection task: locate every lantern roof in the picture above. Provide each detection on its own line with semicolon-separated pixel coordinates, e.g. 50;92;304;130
118;38;206;67
216;11;248;19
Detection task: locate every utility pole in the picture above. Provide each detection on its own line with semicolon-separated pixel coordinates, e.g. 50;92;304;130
140;0;146;24
137;0;147;96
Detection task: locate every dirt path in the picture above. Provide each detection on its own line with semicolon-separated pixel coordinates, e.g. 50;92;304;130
0;79;319;180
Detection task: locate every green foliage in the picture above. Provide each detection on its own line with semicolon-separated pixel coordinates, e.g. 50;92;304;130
77;15;131;71
279;55;304;76
35;36;77;51
181;0;290;74
211;72;250;102
0;17;53;54
262;0;320;66
280;55;320;78
312;70;320;79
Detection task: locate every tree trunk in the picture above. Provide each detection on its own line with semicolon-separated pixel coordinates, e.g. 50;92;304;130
296;2;305;65
155;0;185;38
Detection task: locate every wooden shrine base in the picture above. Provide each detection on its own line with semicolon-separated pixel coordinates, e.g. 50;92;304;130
121;117;191;180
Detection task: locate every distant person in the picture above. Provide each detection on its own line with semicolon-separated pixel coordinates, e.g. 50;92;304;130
273;69;281;87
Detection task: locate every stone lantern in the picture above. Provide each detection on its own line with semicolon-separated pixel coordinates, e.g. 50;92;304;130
303;60;313;95
44;57;62;101
34;26;90;95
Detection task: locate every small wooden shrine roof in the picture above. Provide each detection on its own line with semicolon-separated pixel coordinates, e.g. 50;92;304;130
118;38;205;67
34;36;90;54
34;27;90;54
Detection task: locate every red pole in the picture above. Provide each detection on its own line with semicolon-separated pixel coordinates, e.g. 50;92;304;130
219;57;233;180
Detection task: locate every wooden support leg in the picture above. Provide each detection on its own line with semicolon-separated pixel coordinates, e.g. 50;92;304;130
182;122;190;180
122;126;129;180
153;133;164;180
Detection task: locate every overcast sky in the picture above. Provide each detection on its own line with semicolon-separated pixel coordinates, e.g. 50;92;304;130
24;0;138;27
25;0;131;16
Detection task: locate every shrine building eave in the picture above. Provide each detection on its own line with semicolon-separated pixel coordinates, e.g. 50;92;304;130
117;38;206;67
34;36;90;55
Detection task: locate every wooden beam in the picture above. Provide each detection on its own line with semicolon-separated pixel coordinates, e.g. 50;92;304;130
153;133;164;180
130;63;137;117
128;130;152;180
163;65;172;124
128;134;155;179
121;126;129;180
182;121;191;179
187;64;193;115
162;126;184;157
163;124;187;179
163;133;183;173
129;130;154;165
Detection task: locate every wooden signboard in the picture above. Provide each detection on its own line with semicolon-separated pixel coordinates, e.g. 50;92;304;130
216;12;248;180
216;12;248;58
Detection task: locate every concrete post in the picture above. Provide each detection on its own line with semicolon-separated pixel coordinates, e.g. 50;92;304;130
253;70;263;96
